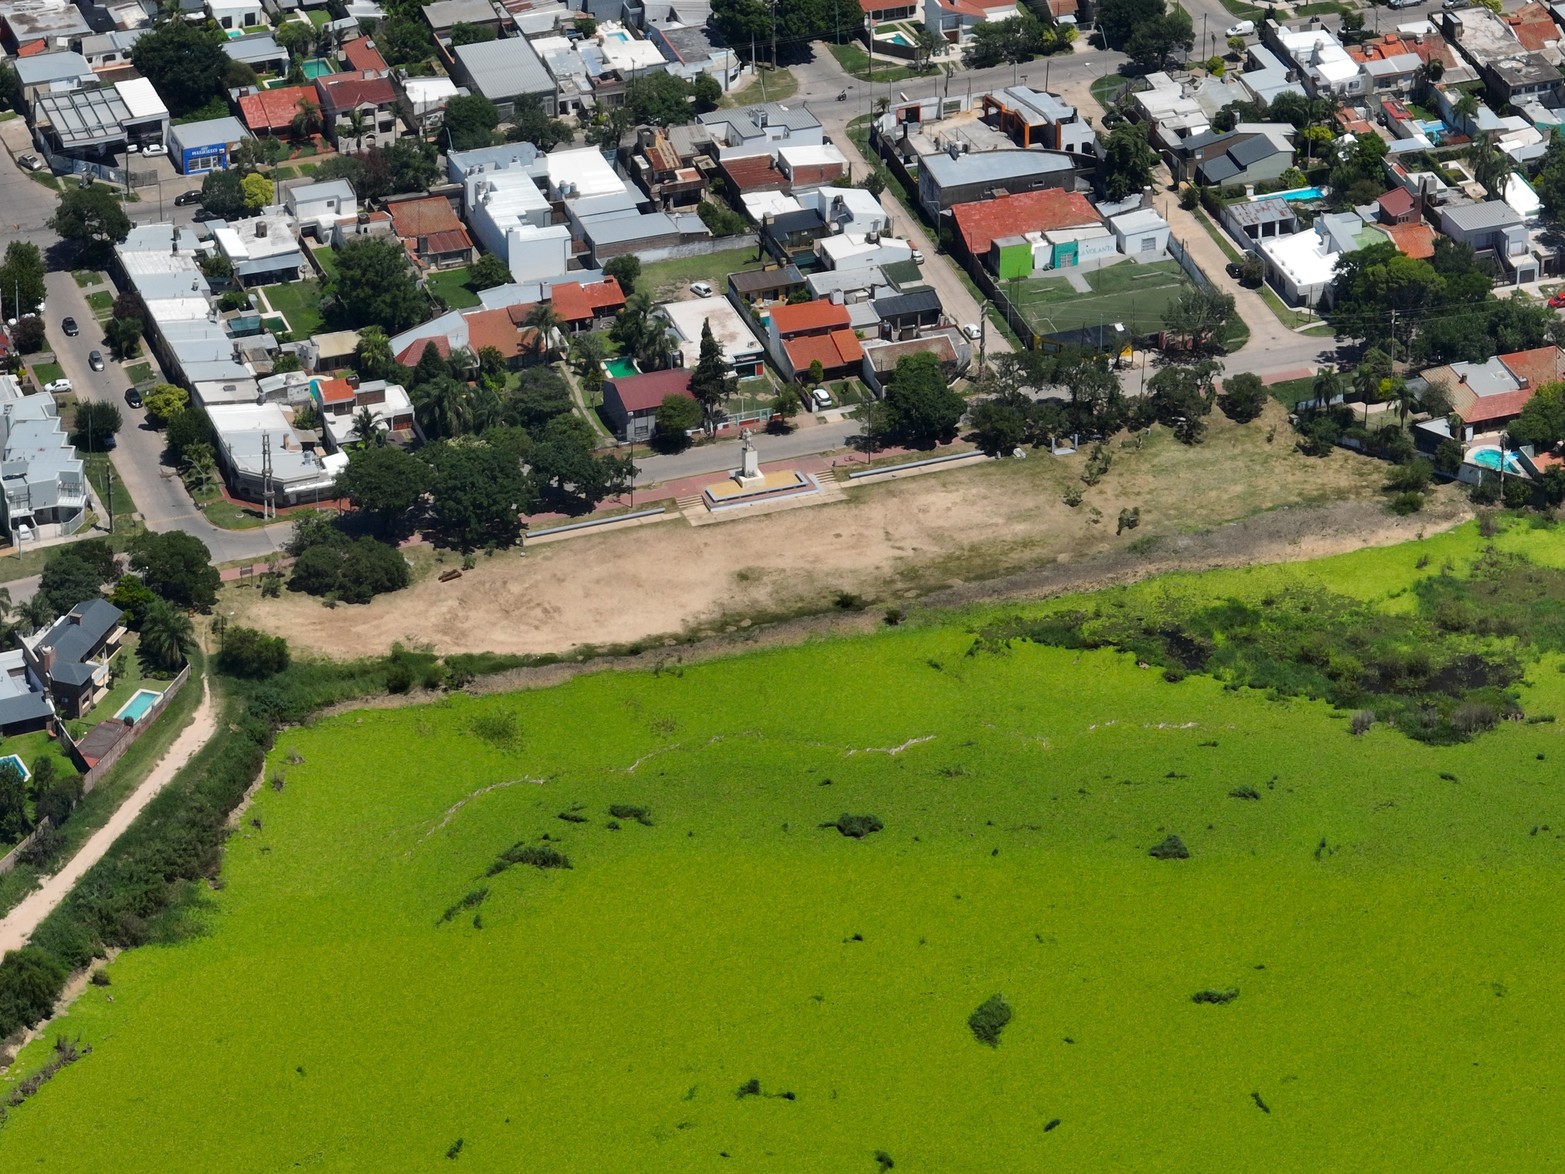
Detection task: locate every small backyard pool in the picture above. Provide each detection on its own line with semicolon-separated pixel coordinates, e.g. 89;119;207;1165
0;754;29;782
1252;186;1326;203
115;688;163;724
603;357;639;380
1415;120;1448;145
1469;446;1524;475
301;58;337;79
883;30;914;45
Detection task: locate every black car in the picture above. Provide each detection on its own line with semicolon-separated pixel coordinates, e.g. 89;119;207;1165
124;387;143;409
61;316;79;337
173;190;203;207
1225;262;1244;280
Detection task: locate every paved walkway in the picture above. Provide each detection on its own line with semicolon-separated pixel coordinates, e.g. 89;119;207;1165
0;678;216;956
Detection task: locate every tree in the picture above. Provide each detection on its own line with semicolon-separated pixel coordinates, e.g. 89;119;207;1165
0;241;46;318
414;374;474;440
143;383;190;425
448;20;495;45
444;94;501;151
104;316;143;360
17;595;54;634
1101;122;1158;201
48;187;131;263
652;393;701;452
603;254;641;296
969;398;1028;455
130;21;228;115
107;574;158;629
353;327;396;382
689;319;736;432
199;169;247;220
182;441;217;494
625;72;696;126
508;94;574;152
139;600;195;672
129;531;219;610
1162;285;1235;354
0;62;21;115
1125;6;1192;68
423;439;532;549
241;172;273;212
328;237;424;333
70;401;122;451
527;415;629;511
164;406;216;467
380;17;432;67
10;317;43;354
524;303;561;359
0;760;29;844
1217;371;1267;423
276;19;314;59
469;252;512;291
1534;130;1565;217
768;387;800;433
884;352;965;446
964;13;1047;68
1508;380;1565;449
336;444;431;533
1147;361;1218;443
1097;0;1163;50
219;626;290;678
692;73;722;112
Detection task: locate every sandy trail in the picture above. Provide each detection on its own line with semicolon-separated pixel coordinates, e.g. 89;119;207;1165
0;679;216;956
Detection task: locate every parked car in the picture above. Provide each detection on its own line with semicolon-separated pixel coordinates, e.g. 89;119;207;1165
88;350;104;371
173;190;203;207
911;249;925;264
16;154;42;171
812;387;834;409
43;378;72;394
961;322;982;341
690;281;713;298
124;386;143;408
139;143;168;158
1441;0;1464;8
1226;262;1244;280
1225;19;1255;36
61;316;79;337
1548;290;1565;309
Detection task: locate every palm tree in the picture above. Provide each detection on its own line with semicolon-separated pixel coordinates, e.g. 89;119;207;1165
637;325;676;373
346;108;368;153
610;293;653;358
354;326;394;381
17;595;53;634
292;97;322;141
524;304;562;360
140;601;194;673
352;406;383;447
1311;366;1342;410
1469;133;1508;198
414;376;474;439
1391;378;1419;427
0;586;15;624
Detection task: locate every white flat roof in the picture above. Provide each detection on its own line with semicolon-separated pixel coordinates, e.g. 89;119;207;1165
114;77;167;121
543;147;627;199
659;298;763;363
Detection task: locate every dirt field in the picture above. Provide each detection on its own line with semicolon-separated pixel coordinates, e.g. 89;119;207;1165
227;403;1468;659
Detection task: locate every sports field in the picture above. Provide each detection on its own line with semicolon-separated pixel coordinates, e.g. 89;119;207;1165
1007;259;1191;340
5;523;1565;1169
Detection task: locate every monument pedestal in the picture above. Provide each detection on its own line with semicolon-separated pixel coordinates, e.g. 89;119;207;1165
732;429;765;488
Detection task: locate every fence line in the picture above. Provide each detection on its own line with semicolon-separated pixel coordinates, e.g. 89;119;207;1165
60;663;194;792
0;819;51;877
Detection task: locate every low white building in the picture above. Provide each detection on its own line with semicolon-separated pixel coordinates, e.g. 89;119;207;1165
816;232;914;272
1108;209;1171;261
213;208;304;284
207;0;264;29
463;168;570;283
285;178;357;237
658;298;766;379
400;75;466;133
207;402;341;504
0;375;88;545
1259;218;1346;306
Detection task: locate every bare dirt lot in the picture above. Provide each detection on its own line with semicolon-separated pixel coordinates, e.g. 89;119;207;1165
228;403;1469;659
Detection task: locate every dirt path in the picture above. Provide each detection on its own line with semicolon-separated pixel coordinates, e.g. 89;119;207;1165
0;679;217;956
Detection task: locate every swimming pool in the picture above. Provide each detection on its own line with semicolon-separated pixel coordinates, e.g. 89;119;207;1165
1469;447;1524;475
885;31;914;45
1415;119;1447;145
604;30;631;43
1252;186;1326;202
115;688;163;724
0;754;29;782
603;357;639;380
301;58;336;79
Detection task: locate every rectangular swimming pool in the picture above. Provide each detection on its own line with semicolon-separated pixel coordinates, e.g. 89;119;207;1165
603;357;639;379
0;754;29;782
115;688;163;724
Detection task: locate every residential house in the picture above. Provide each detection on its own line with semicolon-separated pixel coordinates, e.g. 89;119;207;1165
206;401;343;503
387;194;474;270
763;300;863;382
421;0;502;36
311;376;418;449
71;29;144;75
1421;346;1565;440
1438;200;1539;283
1376;186;1420;224
399;75;466;133
224;32;289;75
1503;1;1557;50
0;0;92;56
872;289;942;335
860;331;968;396
659;298;765;377
817;232;916;271
340;33;389;75
914;146;1075;219
207;0;264;31
1346;34;1423;95
601;368;696;441
285;177;357;237
167;115;249;174
979;86;1100;156
626;125;709;209
1182;128;1295;188
237;84;322;138
1263;22;1367;98
774;143;848;191
389;303;540;369
728;266;806;307
806;264;895;307
924;0;1019;45
213;209;305;284
14;50;93;107
1222;197;1299;249
698;103;824;161
860;0;917;22
462;166;571;284
1258;210;1381;305
762;207;831;266
950;187;1102;275
548;277;626;332
646;21;739;92
316;71;400;152
0;375;87;545
22;600;125;720
450;37;556;120
1438;7;1560;105
1240;44;1309;105
0;648;52;737
796;186;890;236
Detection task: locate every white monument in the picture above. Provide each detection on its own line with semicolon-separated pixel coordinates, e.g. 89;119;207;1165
732;428;764;488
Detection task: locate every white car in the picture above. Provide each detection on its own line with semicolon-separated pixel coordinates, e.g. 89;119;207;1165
43;378;72;394
961;322;982;341
1225;20;1255;36
812;387;834;409
139;143;168;158
911;249;924;264
690;280;713;298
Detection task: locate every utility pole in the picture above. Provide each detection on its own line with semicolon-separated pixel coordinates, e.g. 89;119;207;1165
770;0;777;70
261;431;275;521
105;465;114;533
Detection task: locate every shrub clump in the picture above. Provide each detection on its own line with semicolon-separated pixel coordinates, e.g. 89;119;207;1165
487;843;571;876
439;888;488;923
968;993;1013;1047
608;804;653;826
469;709;521;750
1148;834;1189;860
822;813;884;839
1228;786;1260;801
1191;988;1239;1004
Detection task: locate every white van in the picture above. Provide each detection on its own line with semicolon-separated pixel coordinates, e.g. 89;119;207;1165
1225;19;1255;36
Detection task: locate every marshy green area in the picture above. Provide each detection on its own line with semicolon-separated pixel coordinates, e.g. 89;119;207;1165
5;521;1565;1169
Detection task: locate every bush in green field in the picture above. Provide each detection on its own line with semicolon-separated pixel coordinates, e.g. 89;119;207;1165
218;627;290;679
823;813;883;839
968;994;1012;1047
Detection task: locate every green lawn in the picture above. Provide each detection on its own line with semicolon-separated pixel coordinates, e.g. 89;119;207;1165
1090;72;1137;111
721;65;798;107
84;453;141;536
30;360;64;386
257;280;326;339
72;270;104;289
124;361;154;385
1265;374;1321;408
641;244;766;301
190;482;308;530
311;244;340;281
13;524;1565;1167
1010;260;1193;339
426;265;482;309
825;41;923;84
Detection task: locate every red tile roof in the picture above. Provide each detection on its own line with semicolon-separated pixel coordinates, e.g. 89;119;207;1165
1377;187;1416;218
237;85;319;133
1505;1;1557;51
1385;222;1436;259
1348;34;1418;63
422;228;473;256
718;153;785;194
549;277;626;323
317;72;397;112
396;335;452;367
768;300;852;336
342;36;389;74
785;328;863;374
388;195;463;237
605;368;694;413
951;188;1100;257
1499;345;1565;392
314;376;356;404
1459;387;1535;425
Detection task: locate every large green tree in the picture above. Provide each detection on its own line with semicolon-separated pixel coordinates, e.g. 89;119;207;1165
1162;285;1236;355
1507;380;1565;449
442;94;500;151
688;319;736;432
335;445;431;533
129;531;219;610
1097;0;1164;50
423;439;533;550
130;21;229;116
1100;122;1158;201
48;186;131;263
0;241;45;318
38;538;117;618
328;237;425;333
1125;7;1193;68
199;170;247;220
884;352;966;446
963;14;1047;67
508;94;574;152
625;72;696;126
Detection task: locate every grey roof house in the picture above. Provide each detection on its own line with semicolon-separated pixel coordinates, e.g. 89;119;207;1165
0;648;52;736
914;147;1075;219
22;599;125;720
1185;129;1294;187
450;37;555;120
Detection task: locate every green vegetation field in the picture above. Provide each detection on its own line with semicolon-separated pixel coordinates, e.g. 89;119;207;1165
1010;261;1234;344
7;523;1565;1168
